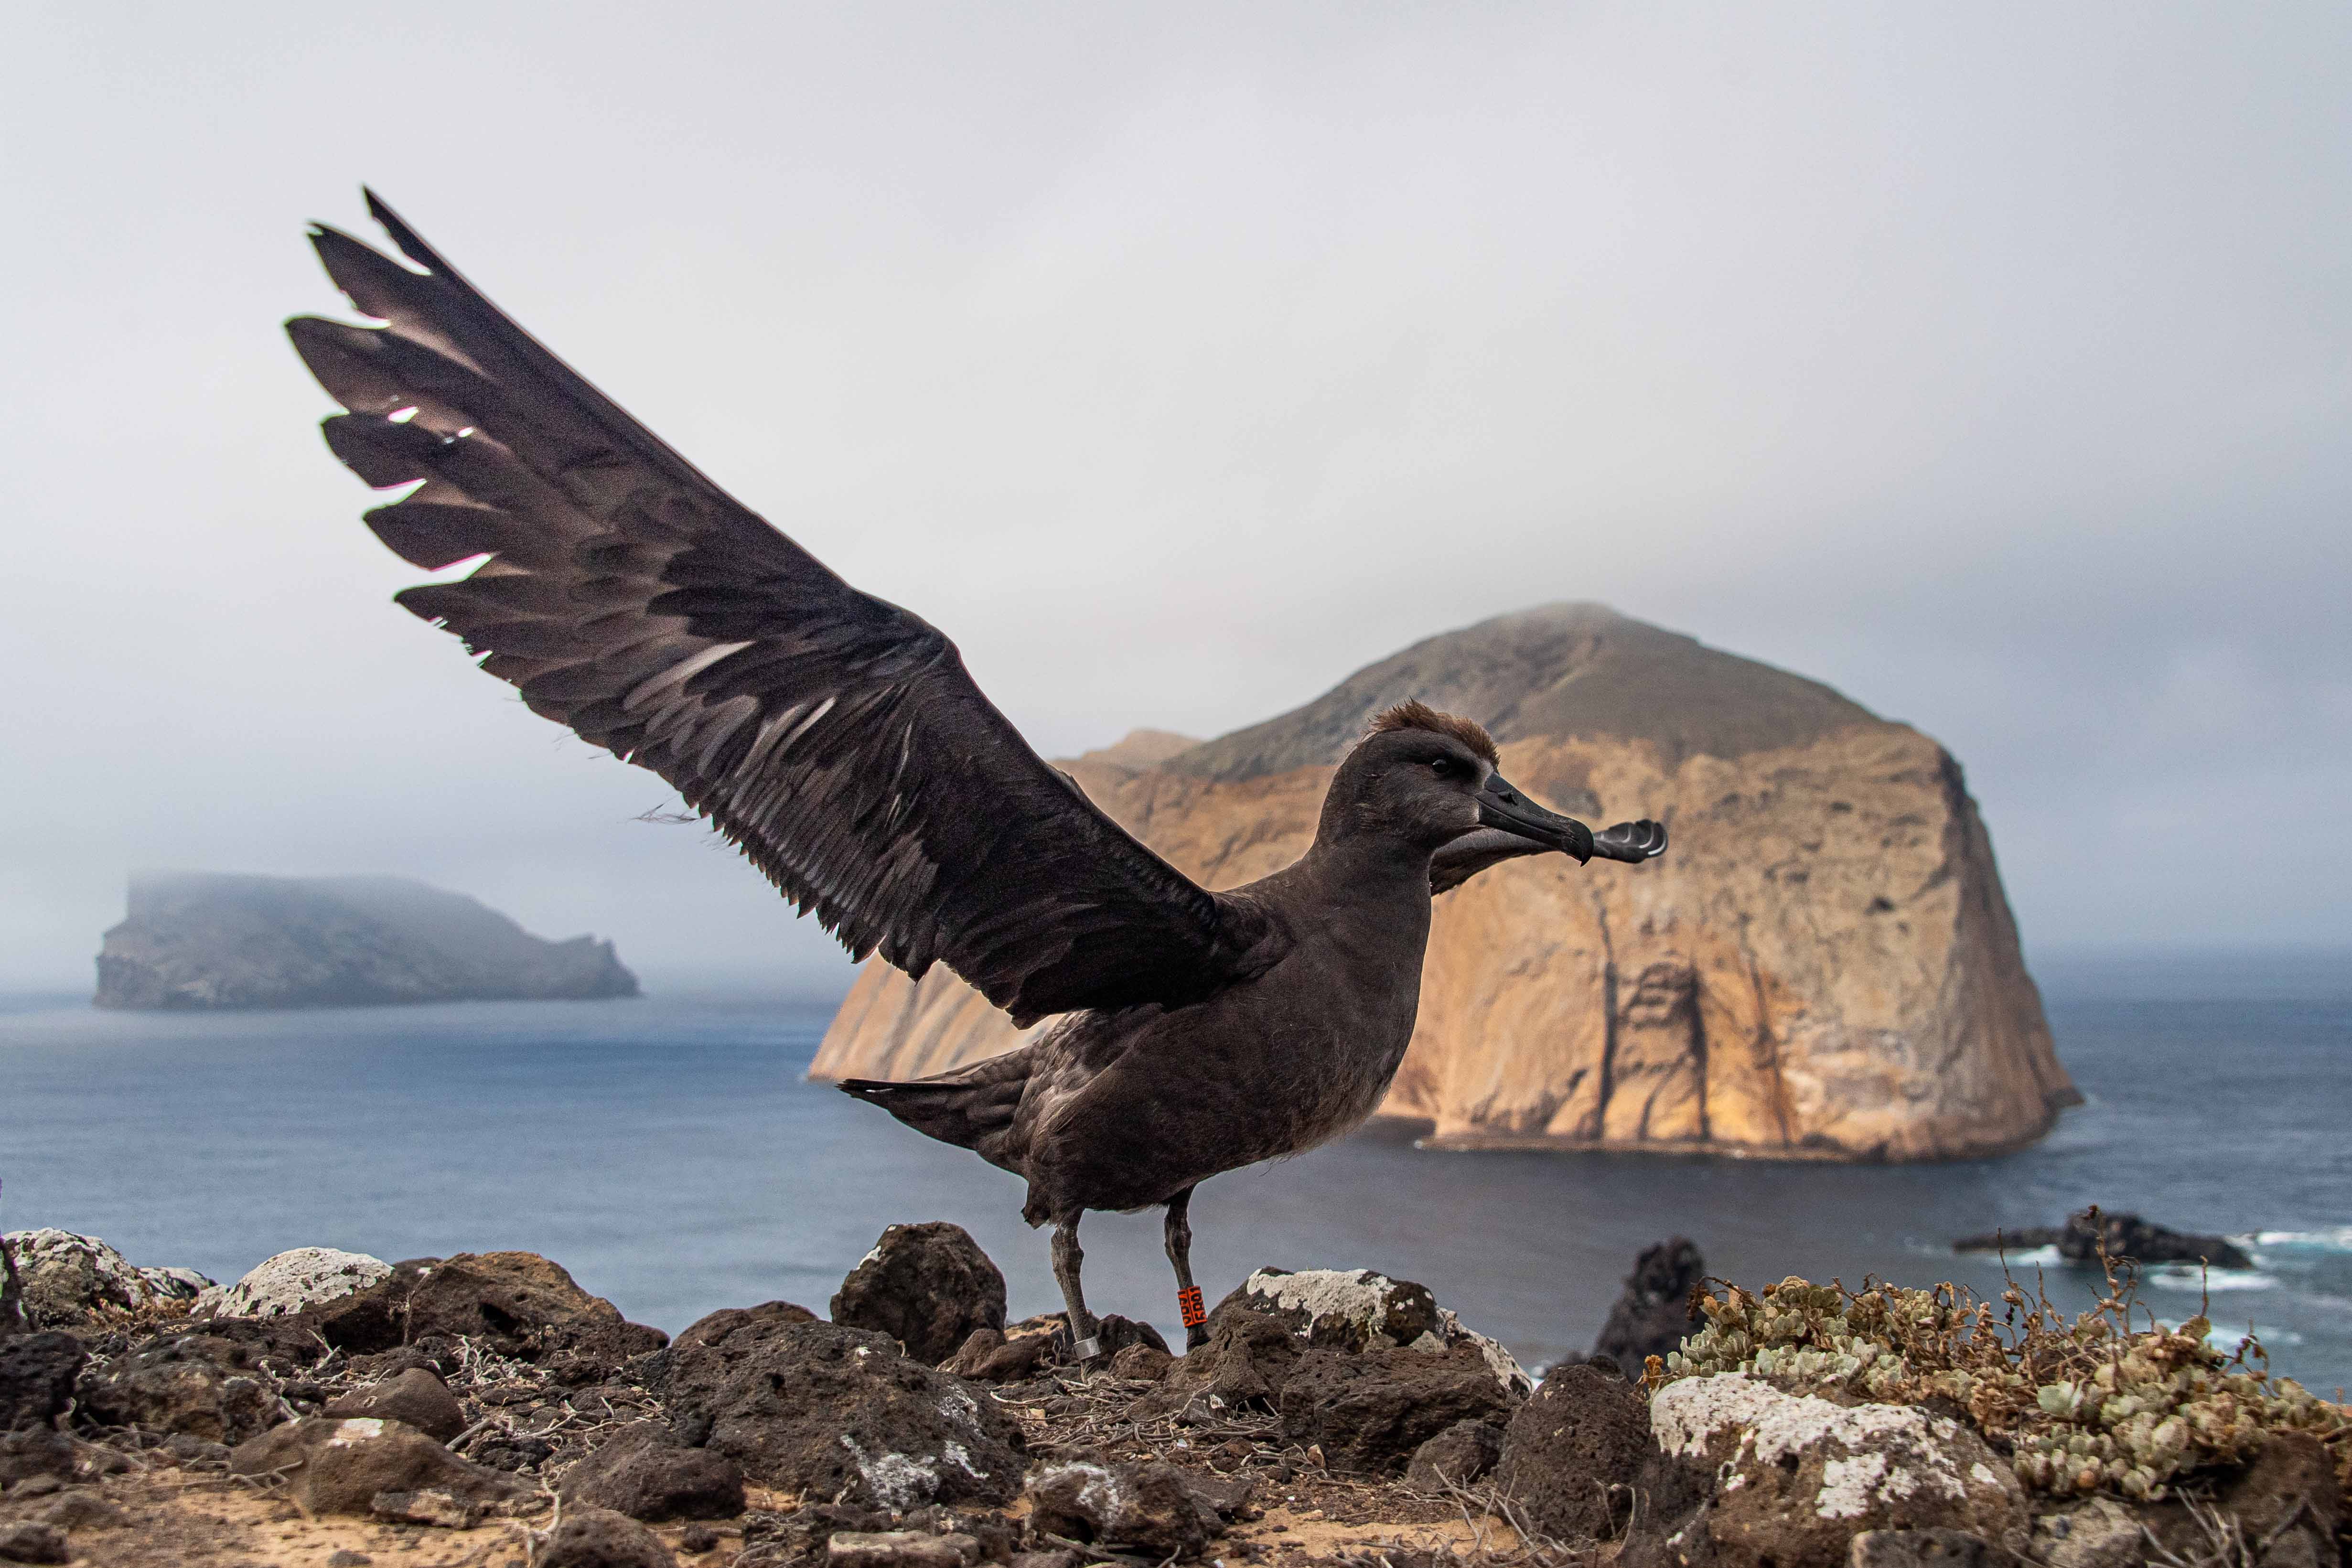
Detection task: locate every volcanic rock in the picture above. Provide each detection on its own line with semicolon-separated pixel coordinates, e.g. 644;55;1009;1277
0;1523;68;1565
558;1421;746;1522
830;1223;1008;1365
646;1312;1021;1506
537;1505;678;1568
1110;1342;1173;1381
1646;1374;2028;1568
322;1367;466;1443
0;1431;75;1487
1591;1238;1706;1376
811;604;2076;1161
1134;1307;1303;1418
75;1332;283;1444
1024;1461;1215;1558
311;1252;665;1368
1847;1531;1998;1568
0;1335;85;1432
1403;1419;1503;1489
32;1489;128;1532
2138;1431;2342;1568
1492;1364;1654;1540
1276;1341;1519;1476
226;1415;521;1520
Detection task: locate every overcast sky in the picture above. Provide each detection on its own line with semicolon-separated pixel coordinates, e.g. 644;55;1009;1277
5;3;2347;994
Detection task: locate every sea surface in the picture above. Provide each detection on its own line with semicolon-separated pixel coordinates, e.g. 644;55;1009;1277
2;948;2346;1395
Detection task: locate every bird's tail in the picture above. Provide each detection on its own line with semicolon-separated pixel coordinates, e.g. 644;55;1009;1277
838;1052;1030;1168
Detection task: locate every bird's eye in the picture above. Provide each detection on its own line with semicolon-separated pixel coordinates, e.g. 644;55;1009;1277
1429;757;1460;779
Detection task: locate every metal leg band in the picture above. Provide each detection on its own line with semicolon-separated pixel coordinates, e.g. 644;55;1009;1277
1070;1335;1104;1361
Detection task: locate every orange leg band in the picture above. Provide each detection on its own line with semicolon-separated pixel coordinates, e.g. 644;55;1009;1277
1178;1286;1205;1328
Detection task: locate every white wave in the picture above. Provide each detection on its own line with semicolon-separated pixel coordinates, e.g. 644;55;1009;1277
2143;1264;2279;1293
1994;1245;2064;1268
2250;1228;2352;1252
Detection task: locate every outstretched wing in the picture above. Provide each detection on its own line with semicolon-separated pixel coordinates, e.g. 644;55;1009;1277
288;193;1278;1026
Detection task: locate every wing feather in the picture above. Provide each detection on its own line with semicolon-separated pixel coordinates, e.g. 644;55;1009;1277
291;194;1280;1024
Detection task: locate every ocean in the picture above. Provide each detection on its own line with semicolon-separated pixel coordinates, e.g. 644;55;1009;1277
2;949;2346;1396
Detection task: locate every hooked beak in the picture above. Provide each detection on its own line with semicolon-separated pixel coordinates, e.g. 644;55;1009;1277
1477;773;1594;863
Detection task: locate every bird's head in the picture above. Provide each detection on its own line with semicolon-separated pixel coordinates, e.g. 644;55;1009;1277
1321;700;1594;861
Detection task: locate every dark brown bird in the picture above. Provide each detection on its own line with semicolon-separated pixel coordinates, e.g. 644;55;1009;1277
288;194;1667;1360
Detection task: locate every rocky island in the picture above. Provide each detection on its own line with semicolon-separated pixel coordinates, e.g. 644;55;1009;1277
93;872;638;1010
812;602;2079;1162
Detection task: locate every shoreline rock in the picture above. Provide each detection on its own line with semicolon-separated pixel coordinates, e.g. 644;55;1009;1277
1952;1207;2255;1271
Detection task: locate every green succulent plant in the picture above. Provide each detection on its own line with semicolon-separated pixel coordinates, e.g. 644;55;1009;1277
1646;1272;2349;1503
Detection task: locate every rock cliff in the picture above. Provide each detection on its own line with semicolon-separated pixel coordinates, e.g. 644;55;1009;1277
94;872;639;1010
807;603;2077;1160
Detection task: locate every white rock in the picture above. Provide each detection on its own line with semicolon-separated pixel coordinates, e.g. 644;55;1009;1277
207;1247;391;1318
1651;1372;2025;1551
1233;1267;1531;1396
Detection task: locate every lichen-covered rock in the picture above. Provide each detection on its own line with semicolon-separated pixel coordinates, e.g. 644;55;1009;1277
0;1334;86;1432
1024;1461;1215;1558
1492;1364;1653;1539
226;1415;521;1520
1277;1341;1519;1476
830;1224;1008;1366
75;1332;285;1444
2;1231;168;1327
1592;1239;1704;1376
1648;1375;2028;1568
1212;1269;1530;1396
558;1421;746;1522
537;1504;678;1568
1226;1268;1440;1351
322;1366;466;1443
646;1313;1021;1507
1404;1418;1503;1489
200;1248;389;1319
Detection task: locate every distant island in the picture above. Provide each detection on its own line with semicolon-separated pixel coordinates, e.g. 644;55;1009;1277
94;872;638;1010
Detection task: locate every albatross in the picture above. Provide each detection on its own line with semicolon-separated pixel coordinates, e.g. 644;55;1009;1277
288;194;1668;1362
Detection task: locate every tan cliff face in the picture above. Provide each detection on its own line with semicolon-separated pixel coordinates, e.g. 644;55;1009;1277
807;604;2077;1161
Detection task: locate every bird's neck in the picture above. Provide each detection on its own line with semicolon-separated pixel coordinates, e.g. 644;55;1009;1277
1293;831;1435;908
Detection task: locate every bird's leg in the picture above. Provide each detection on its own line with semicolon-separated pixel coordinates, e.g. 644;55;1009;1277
1051;1218;1103;1364
1164;1186;1209;1351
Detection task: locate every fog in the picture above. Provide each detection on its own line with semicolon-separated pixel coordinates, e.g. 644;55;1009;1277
5;4;2346;994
